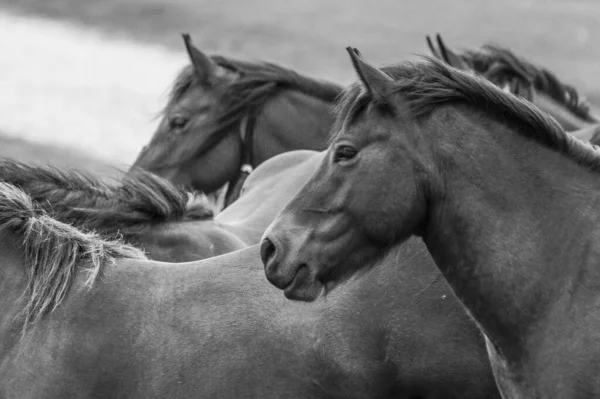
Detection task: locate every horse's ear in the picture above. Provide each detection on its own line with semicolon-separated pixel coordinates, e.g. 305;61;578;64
426;35;442;60
431;34;470;71
182;33;219;86
346;47;393;104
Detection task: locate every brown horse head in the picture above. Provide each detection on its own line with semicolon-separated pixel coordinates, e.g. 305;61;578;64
132;34;342;204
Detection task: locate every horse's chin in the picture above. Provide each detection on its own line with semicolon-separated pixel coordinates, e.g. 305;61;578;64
282;266;324;302
283;283;324;302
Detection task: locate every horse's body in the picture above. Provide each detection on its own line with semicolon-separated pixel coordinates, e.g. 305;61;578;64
0;153;319;261
0;182;499;398
139;149;323;258
131;35;341;206
427;34;600;143
133;219;247;261
0;160;246;262
262;51;600;398
214;150;323;244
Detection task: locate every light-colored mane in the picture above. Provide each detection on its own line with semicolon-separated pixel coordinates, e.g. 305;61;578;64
0;160;214;241
0;182;146;333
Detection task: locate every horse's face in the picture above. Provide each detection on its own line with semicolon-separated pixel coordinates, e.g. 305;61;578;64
261;50;431;301
131;36;243;194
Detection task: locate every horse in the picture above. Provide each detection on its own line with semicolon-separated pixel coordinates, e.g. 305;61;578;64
131;34;342;208
214;149;323;244
0;181;500;398
0;151;323;261
261;48;600;398
132;33;600;210
426;33;600;144
0;159;246;262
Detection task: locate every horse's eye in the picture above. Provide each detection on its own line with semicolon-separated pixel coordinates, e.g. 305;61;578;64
169;115;189;130
334;145;358;163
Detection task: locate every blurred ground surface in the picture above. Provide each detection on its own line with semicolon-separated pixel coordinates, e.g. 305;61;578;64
0;11;181;170
1;0;599;174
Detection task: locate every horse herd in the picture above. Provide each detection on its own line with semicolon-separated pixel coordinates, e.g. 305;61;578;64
1;33;600;398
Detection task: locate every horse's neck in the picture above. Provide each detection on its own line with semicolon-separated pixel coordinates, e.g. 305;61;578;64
424;110;600;362
0;232;31;345
254;89;334;164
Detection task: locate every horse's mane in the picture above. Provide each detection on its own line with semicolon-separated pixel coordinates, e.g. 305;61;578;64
335;57;600;172
167;55;343;137
459;44;593;121
0;160;214;241
169;55;343;110
0;182;146;333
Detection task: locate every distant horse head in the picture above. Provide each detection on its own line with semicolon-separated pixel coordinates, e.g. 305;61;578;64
131;34;342;207
0;160;246;261
426;34;600;134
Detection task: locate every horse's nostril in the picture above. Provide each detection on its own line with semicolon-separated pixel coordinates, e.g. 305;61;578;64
260;238;276;266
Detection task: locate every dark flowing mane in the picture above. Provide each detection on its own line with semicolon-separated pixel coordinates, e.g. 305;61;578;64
0;160;214;241
335;57;600;171
459;44;593;121
166;55;344;137
0;182;146;333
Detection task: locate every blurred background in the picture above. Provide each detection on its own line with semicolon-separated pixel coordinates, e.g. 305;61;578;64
1;0;599;176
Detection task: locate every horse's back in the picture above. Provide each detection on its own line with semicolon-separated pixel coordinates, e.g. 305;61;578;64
215;150;325;243
1;248;325;398
138;219;247;262
239;149;322;200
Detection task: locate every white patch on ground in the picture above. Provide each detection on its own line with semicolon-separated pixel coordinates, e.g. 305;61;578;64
0;10;185;165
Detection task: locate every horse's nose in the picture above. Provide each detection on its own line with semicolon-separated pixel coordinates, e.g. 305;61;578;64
260;237;277;268
262;234;311;292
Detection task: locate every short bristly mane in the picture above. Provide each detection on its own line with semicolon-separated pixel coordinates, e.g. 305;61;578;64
334;57;600;171
0;160;214;241
0;182;146;333
460;44;593;120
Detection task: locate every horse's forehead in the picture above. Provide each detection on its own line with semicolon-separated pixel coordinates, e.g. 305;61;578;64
342;110;396;142
170;62;241;108
170;83;214;111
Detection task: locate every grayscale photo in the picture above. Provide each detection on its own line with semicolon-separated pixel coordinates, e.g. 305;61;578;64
1;0;599;397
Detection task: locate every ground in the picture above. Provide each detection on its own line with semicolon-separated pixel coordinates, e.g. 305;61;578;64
1;0;599;173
